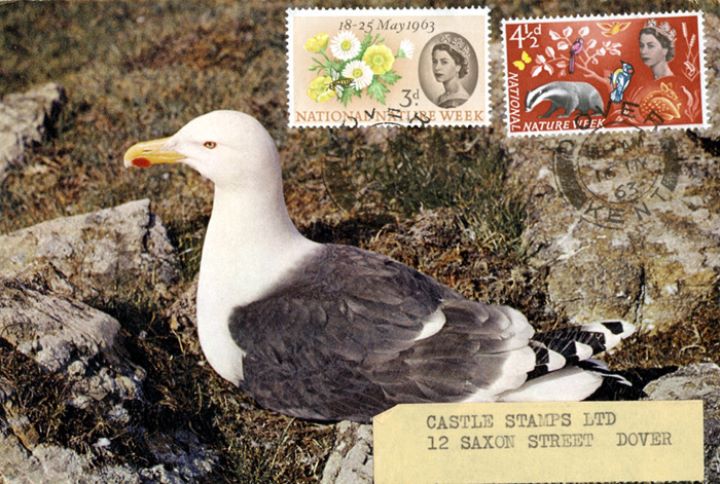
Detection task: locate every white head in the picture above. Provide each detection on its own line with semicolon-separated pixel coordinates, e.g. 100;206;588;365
125;112;316;386
124;110;281;191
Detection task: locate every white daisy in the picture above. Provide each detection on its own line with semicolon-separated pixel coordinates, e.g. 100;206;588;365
342;60;374;90
330;31;361;61
398;39;414;59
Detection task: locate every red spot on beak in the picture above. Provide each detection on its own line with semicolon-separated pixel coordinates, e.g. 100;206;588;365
132;157;151;168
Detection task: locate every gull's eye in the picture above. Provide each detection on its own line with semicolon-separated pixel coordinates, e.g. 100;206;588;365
203;141;217;149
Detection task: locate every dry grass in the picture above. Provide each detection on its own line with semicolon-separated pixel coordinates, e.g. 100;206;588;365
0;0;717;482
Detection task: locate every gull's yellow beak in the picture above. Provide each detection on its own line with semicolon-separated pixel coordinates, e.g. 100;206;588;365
123;137;185;168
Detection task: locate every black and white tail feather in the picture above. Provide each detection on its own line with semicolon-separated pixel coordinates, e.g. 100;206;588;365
498;320;635;402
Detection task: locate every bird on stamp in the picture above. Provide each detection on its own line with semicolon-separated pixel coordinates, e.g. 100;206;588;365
610;61;635;103
569;38;583;74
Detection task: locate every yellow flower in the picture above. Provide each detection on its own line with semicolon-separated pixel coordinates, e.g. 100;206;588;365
307;76;336;102
317;89;336;102
304;33;329;53
362;44;395;75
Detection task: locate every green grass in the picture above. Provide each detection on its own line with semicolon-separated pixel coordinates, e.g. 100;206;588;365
318;127;526;253
0;0;716;482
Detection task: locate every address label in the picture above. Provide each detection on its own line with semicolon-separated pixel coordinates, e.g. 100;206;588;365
373;400;703;483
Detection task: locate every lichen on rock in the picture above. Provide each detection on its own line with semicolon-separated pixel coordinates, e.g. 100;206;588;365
0;82;65;182
0;199;178;304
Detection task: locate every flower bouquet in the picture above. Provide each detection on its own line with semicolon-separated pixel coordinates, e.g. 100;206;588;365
304;31;413;105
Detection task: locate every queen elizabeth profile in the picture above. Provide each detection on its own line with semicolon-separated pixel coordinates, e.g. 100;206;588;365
639;19;676;80
431;34;473;108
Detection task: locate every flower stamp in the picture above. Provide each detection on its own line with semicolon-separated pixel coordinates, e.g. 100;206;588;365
287;7;490;128
502;12;708;136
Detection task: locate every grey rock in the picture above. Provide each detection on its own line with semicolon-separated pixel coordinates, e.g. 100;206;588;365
644;363;720;484
321;421;373;484
644;363;720;415
507;128;720;329
0;199;178;303
0;281;122;373
0;83;65;182
0;429;142;484
502;15;720;330
0;427;215;484
0;279;143;419
707;422;720;484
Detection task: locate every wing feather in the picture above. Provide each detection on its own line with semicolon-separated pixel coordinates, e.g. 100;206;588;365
230;244;536;421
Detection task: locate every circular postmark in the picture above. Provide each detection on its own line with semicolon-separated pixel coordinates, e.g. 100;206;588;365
418;32;478;109
554;124;681;229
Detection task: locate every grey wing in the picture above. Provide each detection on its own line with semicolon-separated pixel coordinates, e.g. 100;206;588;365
229;244;536;422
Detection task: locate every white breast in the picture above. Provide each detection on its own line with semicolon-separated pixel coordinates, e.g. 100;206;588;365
196;213;320;385
196;278;247;384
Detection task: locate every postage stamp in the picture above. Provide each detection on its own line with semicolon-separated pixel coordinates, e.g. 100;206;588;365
502;12;708;136
287;7;490;128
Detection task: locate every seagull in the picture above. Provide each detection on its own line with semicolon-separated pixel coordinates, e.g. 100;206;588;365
124;110;636;423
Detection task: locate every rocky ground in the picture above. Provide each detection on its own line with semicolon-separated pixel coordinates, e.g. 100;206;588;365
0;1;718;483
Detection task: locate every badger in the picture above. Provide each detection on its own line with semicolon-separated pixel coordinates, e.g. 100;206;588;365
525;81;604;118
